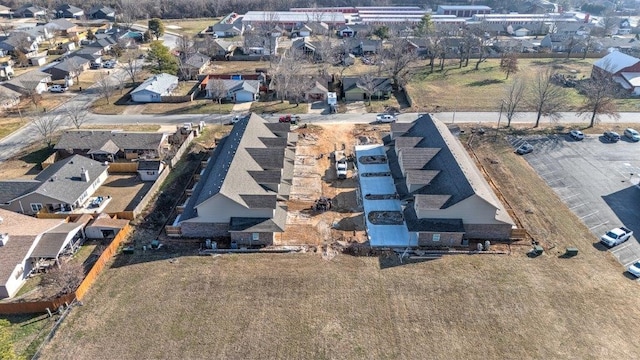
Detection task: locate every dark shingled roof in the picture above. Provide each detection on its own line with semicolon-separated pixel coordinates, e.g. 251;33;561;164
414;194;451;210
405;170;440;186
0;181;40;204
239;194;277;209
55;130;165;152
399;148;440;170
181;114;292;225
0;235;36;284
228;205;287;232
394;136;423;149
403;205;465;232
342;76;392;93
138;160;162;171
0;155;107;205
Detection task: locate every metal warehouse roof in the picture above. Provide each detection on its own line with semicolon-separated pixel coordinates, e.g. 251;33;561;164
243;11;345;23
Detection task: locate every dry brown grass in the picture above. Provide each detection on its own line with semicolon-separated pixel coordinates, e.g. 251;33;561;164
37;124;640;359
81;124;161;132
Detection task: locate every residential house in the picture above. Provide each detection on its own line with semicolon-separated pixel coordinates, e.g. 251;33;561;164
208;39;235;56
593;51;640;95
85;213;129;239
44;56;90;80
13;4;47;18
72;47;102;63
0;64;13;80
55;130;169;162
88;5;115;20
356;115;515;248
0;4;13;17
44;19;80;36
291;37;319;58
616;19;632;35
3;70;51;94
242;33;279;56
179;52;210;80
130;73;179;103
206;79;260;102
85;37;116;53
0;33;39;56
0;155;109;215
291;24;312;38
13;25;53;44
174;114;297;244
208;19;244;38
304;22;329;36
0;209;84;298
0;85;20;108
55;4;84;19
29;56;47;66
305;80;329;102
341;76;392;101
346;39;382;55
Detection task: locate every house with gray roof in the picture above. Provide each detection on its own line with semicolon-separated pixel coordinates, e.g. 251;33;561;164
173;113;297;245
55;129;169;162
179;52;210;80
384;115;514;246
131;73;179;103
3;70;51;94
0;155;109;215
0;32;39;55
56;4;84;19
0;85;21;109
88;5;115;20
342;76;392;101
13;4;47;18
0;209;70;298
44;56;90;80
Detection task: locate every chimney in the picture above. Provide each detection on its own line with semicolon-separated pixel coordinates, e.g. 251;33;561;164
80;167;90;182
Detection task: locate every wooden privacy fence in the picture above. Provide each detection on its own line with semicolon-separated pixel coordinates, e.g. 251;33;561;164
75;224;131;300
108;162;139;173
0;225;132;315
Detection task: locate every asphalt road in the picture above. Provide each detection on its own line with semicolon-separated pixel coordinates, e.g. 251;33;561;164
513;133;640;276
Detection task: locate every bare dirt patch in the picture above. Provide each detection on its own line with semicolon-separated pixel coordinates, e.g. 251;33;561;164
98;174;151;212
280;124;385;246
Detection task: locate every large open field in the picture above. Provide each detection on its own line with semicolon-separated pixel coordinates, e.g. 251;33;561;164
37;124;640;359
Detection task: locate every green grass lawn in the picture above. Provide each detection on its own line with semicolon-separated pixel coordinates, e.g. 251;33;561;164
406;58;601;112
142;100;234;115
250;101;308;114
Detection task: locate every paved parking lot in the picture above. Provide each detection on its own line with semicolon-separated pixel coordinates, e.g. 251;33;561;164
510;133;640;272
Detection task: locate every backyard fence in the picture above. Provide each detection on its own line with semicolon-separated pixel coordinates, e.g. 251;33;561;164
169;131;195;168
107;162;139;173
0;225;132;315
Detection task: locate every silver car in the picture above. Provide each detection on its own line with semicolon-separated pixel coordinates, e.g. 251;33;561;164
376;114;397;123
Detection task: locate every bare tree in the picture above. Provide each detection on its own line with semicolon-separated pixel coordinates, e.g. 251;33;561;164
66;57;84;84
94;71;115;104
581;35;597;59
529;68;566;127
314;36;338;77
64;102;90;129
564;35;580;59
500;53;519;79
176;34;196;57
208;78;227;105
32;113;65;148
381;37;418;90
122;50;143;85
357;72;379;105
576;70;620;127
271;49;303;102
600;10;620;36
503;77;526;127
113;70;128;94
41;262;84;297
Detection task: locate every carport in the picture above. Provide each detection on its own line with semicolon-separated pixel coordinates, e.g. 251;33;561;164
30;222;85;270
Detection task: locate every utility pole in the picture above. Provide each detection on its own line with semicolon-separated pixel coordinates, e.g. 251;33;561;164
495;100;504;141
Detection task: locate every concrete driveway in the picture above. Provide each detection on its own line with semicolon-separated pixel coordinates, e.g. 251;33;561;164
511;133;640;275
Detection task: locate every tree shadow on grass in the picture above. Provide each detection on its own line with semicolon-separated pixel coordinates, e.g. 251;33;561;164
19;146;54;164
467;79;504;87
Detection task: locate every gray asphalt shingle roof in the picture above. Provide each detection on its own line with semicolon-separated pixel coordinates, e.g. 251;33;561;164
55;130;165;152
181;114;291;224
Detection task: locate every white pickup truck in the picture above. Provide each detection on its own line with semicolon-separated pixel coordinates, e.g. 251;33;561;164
600;226;634;247
334;150;348;179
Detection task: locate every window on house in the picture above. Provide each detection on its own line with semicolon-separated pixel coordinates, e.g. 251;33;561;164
30;203;43;212
432;234;441;242
252;233;259;241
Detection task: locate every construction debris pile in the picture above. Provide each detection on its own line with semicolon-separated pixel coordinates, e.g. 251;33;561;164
313;197;333;212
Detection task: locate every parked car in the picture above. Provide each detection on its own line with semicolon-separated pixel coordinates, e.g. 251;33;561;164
103;60;116;69
376;114;397;123
603;131;620;142
516;143;533;155
569;129;585;140
48;84;67;93
624;128;640;141
600;226;634;247
90;62;101;69
231;115;241;124
279;114;300;124
628;261;640;278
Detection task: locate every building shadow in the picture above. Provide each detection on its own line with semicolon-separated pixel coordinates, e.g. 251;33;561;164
602;185;640;242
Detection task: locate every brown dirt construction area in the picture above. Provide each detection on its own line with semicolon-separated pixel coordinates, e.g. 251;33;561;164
37;122;640;359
